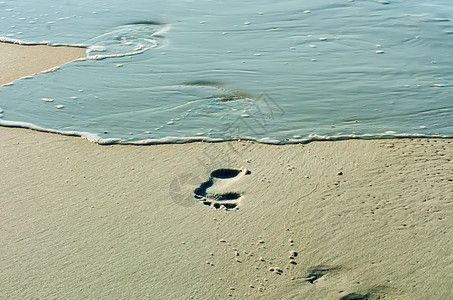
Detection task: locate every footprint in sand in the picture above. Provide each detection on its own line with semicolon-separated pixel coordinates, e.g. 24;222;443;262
194;168;250;210
303;265;340;284
339;293;371;300
303;265;386;300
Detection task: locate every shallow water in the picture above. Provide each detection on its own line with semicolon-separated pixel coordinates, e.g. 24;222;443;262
0;0;452;144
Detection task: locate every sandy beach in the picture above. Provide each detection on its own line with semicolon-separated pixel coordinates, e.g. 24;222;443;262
0;44;452;299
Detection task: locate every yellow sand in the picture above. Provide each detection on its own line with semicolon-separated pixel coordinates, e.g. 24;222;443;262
0;44;452;300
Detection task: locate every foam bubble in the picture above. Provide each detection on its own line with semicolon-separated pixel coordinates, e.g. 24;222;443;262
84;23;168;60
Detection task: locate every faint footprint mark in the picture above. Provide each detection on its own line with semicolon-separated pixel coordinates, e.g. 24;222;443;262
194;168;250;210
340;286;388;300
340;293;371;300
303;265;387;300
304;265;340;284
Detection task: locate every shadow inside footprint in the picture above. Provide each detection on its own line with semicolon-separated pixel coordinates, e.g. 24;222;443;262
194;181;213;199
211;192;241;201
211;168;243;179
194;168;250;210
304;265;339;284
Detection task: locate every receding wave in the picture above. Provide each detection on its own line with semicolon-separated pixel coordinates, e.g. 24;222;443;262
0;0;452;145
1;22;168;60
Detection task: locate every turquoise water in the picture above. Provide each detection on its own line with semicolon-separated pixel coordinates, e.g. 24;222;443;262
0;0;452;144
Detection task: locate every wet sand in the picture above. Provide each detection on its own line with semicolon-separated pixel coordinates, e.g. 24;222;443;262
0;44;452;300
0;42;86;85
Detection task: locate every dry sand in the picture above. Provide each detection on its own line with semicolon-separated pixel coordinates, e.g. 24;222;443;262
0;45;452;300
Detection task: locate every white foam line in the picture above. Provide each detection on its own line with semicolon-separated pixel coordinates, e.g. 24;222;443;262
0;36;88;49
0;120;103;143
86;46;151;60
0;119;450;145
0;36;49;45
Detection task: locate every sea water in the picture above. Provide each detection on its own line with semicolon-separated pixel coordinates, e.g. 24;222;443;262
0;0;452;144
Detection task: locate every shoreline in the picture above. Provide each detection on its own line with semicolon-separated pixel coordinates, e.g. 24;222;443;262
1;119;451;146
0;42;86;86
0;44;452;299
